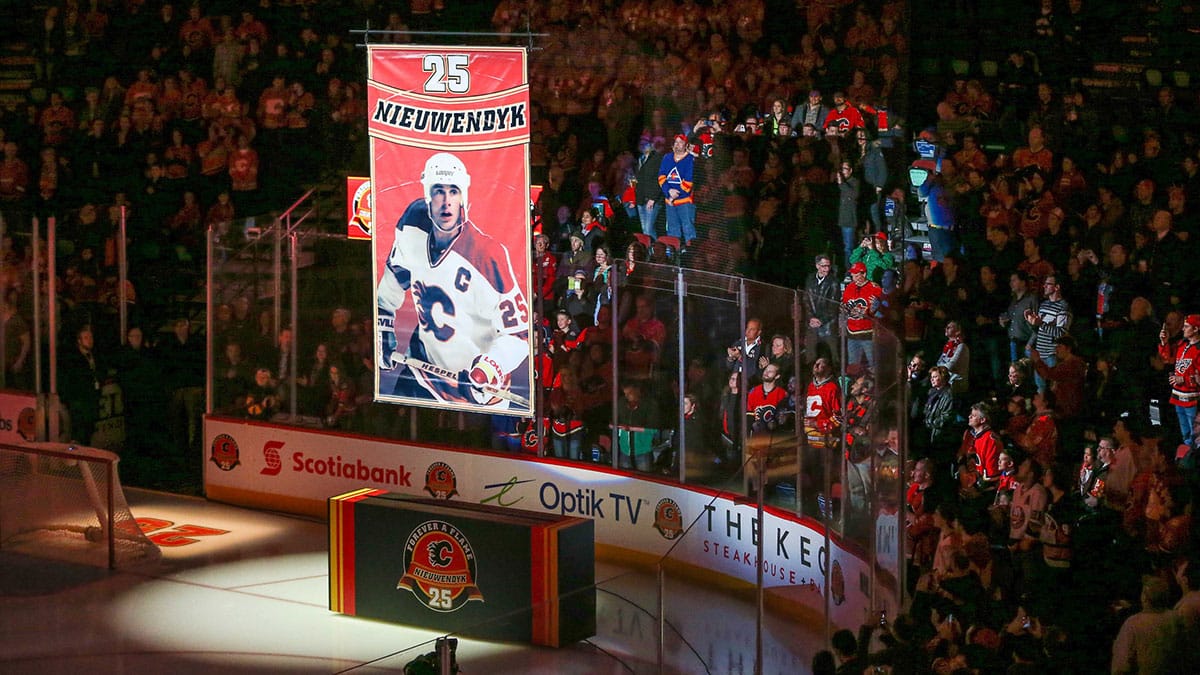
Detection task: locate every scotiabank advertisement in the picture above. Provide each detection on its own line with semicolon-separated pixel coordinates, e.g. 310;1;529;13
203;418;876;627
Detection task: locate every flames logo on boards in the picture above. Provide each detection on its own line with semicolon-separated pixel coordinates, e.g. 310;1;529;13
830;559;846;606
653;498;683;540
261;440;284;476
17;407;35;441
349;179;373;237
397;520;484;613
210;433;241;471
423;461;458;499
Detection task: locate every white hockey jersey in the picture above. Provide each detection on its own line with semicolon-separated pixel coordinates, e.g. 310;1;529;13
378;198;529;406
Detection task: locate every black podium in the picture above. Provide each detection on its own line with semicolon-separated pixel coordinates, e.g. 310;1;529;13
330;489;595;647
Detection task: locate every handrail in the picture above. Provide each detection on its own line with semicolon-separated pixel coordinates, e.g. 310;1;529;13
278;188;316;223
289;206;318;231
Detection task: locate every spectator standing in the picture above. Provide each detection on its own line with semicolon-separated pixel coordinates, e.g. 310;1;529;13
1111;575;1180;675
790;90;829;135
841;262;883;372
918;159;957;264
1158;314;1200;460
0;290;31;390
1001;271;1039;363
924;365;959;459
114;325;164;461
658;133;696;248
160;317;205;459
835;160;860;266
936;321;970;395
633;135;663;241
58;324;103;445
746;363;789;435
1031;334;1086;450
1025;274;1071;390
726;317;763;380
804;254;841;365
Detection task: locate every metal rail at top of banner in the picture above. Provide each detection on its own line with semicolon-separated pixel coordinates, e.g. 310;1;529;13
350;27;550;49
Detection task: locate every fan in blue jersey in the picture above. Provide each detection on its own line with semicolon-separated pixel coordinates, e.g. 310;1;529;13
376;152;530;410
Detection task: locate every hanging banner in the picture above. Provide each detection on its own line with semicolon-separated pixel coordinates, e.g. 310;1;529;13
368;45;533;416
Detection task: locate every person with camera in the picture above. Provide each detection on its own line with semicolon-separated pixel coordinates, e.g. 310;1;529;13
726;317;763;381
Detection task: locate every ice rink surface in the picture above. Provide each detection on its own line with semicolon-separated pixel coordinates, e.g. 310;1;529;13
0;489;823;674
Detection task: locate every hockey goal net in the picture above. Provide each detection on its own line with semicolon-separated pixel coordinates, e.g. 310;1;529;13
0;442;160;569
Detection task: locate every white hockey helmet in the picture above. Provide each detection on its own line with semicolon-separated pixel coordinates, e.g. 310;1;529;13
421;152;471;213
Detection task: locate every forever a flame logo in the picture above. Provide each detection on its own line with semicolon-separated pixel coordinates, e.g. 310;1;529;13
397;520;483;612
210;434;240;471
653;498;683;540
423;461;458;499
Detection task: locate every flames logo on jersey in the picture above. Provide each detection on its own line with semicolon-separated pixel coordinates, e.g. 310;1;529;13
397;520;483;613
755;405;778;425
844;297;869;320
210;433;240;471
423;461;459;499
653;498;683;540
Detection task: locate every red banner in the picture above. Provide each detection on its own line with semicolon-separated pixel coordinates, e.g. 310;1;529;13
370;46;533;416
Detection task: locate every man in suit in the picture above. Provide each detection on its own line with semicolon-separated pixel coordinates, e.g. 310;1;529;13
726;317;764;382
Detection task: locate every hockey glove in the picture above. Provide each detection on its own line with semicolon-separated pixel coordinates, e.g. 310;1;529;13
377;311;398;370
461;355;506;405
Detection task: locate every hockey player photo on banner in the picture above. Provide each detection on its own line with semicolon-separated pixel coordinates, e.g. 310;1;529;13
368;45;533;416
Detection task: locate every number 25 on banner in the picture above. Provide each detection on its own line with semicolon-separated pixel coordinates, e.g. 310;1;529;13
423;54;469;94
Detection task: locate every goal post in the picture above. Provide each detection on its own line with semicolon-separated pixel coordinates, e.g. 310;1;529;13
0;441;160;569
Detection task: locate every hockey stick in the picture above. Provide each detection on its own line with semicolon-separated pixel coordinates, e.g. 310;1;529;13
392;353;532;409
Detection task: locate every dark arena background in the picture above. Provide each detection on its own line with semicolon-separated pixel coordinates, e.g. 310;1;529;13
3;1;1200;673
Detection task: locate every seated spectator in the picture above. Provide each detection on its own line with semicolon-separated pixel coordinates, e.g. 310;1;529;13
214;341;252;413
242;366;279;420
323;362;356;428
